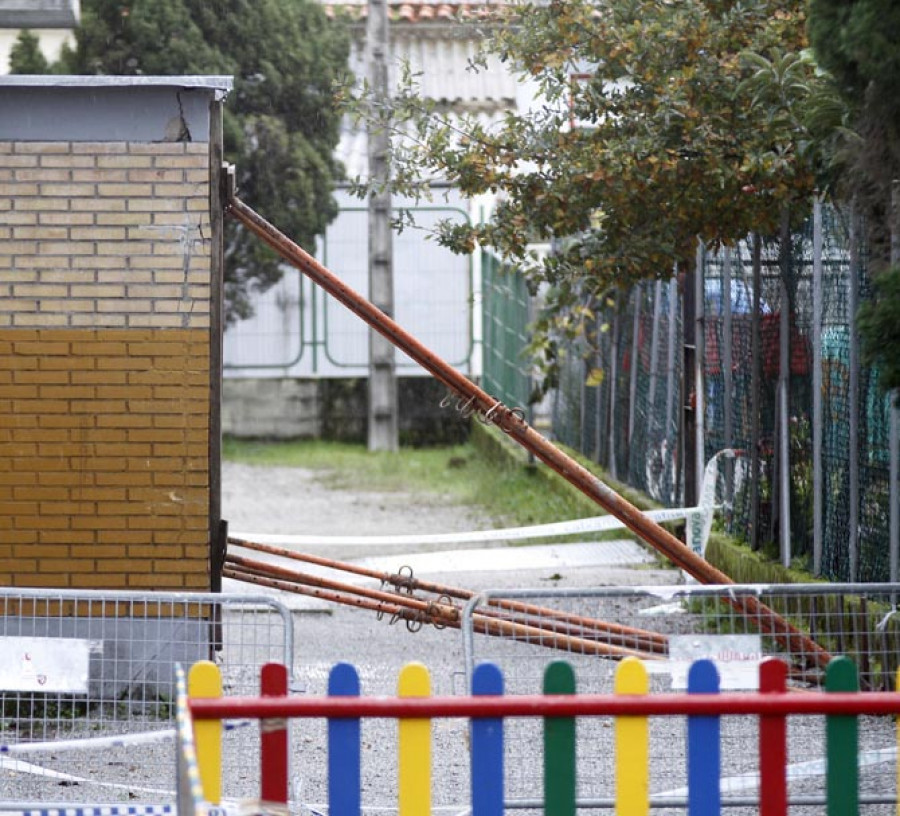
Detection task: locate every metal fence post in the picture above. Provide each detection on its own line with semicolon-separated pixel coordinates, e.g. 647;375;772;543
891;181;900;584
723;247;734;505
683;244;705;508
892;404;899;584
581;352;589;460
648;281;662;422
609;294;621;479
595;325;604;464
778;211;792;569
666;275;679;504
750;234;762;551
813;197;825;576
628;288;642;477
849;205;861;581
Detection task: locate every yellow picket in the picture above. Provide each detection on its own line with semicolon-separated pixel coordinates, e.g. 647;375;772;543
614;656;650;816
398;662;432;815
188;660;223;805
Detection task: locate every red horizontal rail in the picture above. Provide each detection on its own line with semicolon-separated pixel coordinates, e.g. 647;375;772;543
189;692;900;720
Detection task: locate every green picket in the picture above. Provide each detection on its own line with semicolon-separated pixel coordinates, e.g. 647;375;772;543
543;661;576;816
825;656;859;816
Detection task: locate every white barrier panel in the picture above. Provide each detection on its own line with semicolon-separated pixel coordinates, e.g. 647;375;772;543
0;637;90;694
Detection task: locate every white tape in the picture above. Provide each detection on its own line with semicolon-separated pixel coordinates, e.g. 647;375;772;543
0;755;171;796
230;506;696;549
655;745;896;796
1;755;245;814
0;729;175;755
0;721;249;756
11;807;174;816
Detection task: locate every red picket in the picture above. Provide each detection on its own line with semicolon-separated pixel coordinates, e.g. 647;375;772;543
759;658;788;816
260;662;289;805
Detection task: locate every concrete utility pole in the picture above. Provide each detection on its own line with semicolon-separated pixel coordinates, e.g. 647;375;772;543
366;0;399;451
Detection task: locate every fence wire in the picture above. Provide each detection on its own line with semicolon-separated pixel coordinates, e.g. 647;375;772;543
0;588;292;806
512;202;897;581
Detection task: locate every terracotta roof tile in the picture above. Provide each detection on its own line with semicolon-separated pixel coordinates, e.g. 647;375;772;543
324;3;509;24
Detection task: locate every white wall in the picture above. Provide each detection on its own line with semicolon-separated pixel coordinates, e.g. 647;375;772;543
0;27;74;74
223;188;479;379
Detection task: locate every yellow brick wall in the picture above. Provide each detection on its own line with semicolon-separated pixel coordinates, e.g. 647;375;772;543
0;141;213;590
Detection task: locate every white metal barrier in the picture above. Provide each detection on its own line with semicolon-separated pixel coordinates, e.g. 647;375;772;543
0;589;292;807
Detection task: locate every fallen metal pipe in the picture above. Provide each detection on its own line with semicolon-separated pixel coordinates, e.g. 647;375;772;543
227;553;451;620
228;537;668;653
225;558;661;661
224;193;832;670
223;566;418;621
228;557;663;655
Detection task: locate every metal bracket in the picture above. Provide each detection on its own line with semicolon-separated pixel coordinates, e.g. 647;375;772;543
221;162;236;209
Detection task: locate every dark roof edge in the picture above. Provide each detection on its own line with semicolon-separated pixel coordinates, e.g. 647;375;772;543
0;11;78;28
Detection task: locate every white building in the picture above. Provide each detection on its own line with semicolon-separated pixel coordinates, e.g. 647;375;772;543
0;1;79;74
223;1;524;438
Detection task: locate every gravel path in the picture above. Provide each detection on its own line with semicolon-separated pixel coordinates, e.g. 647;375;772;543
222;461;495;540
221;461;676;609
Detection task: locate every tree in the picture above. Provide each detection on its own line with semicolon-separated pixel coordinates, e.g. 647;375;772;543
858;265;900;396
808;0;900;229
807;0;900;116
56;0;350;323
346;0;828;387
9;29;50;74
808;0;900;391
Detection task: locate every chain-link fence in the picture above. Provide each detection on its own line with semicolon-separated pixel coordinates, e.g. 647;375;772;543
0;588;293;806
549;280;683;506
498;201;899;582
460;583;900;812
481;250;534;415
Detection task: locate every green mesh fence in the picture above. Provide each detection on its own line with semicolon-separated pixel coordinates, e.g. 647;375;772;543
481;204;896;582
625;280;682;504
811;208;893;581
550;280;682;506
480;251;533;413
696;208;892;580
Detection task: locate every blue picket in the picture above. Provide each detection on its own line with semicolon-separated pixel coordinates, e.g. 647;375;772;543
471;663;504;816
328;662;362;816
687;659;721;816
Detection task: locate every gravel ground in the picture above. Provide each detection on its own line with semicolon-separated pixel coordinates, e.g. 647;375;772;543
1;461;896;813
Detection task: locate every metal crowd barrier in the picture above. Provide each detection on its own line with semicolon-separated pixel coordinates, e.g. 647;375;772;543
0;588;293;806
460;582;900;810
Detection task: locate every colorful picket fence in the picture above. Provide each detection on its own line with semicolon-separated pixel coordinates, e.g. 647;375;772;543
185;656;900;815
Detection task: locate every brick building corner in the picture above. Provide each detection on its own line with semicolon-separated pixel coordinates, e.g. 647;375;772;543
0;76;232;591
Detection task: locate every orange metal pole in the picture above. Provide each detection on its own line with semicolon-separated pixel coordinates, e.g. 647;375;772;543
229;536;668;652
224;193;831;670
226;195;721;583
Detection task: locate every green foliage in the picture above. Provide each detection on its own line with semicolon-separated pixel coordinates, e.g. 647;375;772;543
8;29;50;74
809;0;900;382
808;0;900;233
808;0;900;115
857;265;900;397
342;0;828;388
58;0;350;323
